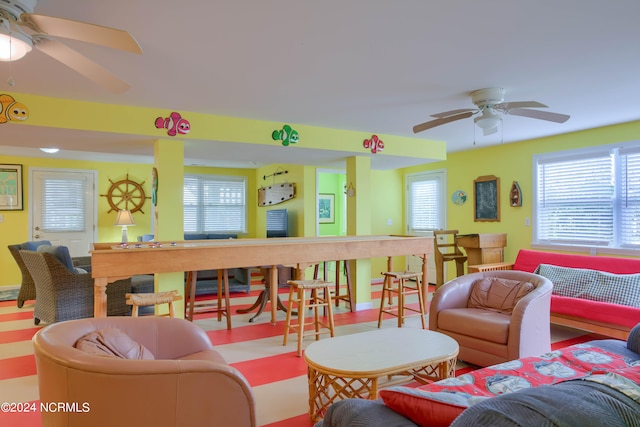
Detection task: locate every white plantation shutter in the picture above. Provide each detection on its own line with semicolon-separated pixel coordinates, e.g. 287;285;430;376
619;147;640;248
534;141;640;251
184;175;246;233
40;178;86;232
407;171;445;233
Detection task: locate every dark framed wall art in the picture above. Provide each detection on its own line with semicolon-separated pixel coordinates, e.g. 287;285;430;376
474;175;500;222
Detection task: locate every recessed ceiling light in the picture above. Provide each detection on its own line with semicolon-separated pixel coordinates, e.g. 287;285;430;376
40;148;59;154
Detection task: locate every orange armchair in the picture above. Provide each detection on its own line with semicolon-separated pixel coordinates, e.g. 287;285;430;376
33;316;256;427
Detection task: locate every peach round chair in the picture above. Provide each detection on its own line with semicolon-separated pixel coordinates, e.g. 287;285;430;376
429;270;553;367
33;316;256;427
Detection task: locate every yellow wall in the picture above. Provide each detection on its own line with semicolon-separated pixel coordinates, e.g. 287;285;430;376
403;120;640;280
6;92;446;163
1;91;447;289
0;155;153;285
3;91;638;290
0;154;257;287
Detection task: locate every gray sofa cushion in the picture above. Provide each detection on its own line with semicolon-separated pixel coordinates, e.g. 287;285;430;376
313;398;417;427
449;376;640;427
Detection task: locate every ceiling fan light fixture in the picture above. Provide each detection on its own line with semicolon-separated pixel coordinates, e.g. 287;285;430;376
39;147;59;154
0;20;32;61
474;113;501;130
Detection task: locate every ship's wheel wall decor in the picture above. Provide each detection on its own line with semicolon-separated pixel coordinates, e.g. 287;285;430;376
101;173;150;213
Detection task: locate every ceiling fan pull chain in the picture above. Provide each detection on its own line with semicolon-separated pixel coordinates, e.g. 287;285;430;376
7;30;14;86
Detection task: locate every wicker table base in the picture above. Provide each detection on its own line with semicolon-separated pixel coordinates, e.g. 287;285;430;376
304;328;459;422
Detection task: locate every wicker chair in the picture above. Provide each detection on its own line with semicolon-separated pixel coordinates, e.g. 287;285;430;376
19;250;131;325
8;241;52;308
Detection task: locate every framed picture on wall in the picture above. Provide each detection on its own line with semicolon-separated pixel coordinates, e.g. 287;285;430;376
318;193;335;224
474;175;500;222
0;164;23;210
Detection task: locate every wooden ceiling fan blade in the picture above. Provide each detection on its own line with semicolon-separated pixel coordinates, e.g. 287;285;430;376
496;101;548;110
508;108;570;123
413;111;474;133
22;14;142;54
35;38;131;93
430;108;476;118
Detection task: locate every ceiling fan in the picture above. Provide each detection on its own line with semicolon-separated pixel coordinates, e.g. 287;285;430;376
0;0;142;93
413;87;570;136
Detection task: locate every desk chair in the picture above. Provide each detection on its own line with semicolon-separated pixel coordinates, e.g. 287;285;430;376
433;229;467;287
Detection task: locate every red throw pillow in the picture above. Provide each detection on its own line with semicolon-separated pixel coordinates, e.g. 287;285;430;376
379;386;488;427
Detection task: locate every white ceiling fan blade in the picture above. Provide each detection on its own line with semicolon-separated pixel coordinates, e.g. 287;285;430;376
430;108;476;118
22;14;142;54
508;108;570;123
34;38;131;93
413;111;474;133
495;101;548;110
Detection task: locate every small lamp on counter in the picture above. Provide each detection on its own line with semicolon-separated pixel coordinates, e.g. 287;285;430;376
114;210;136;243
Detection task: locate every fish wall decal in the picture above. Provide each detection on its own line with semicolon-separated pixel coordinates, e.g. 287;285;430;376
0;94;29;124
272;124;299;146
155;111;191;136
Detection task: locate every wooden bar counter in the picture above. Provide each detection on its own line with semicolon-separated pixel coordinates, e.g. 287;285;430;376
90;235;433;322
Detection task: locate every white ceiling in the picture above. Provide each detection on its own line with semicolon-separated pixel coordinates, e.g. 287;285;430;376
1;0;639;170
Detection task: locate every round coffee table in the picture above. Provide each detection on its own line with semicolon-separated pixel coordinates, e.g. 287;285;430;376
303;328;459;422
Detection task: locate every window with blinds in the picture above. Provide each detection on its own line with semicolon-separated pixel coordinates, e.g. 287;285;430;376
533;141;640;250
41;178;86;232
406;170;446;233
184;174;247;234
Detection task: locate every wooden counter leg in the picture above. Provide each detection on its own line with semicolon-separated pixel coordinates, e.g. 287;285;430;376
270;265;278;325
185;271;198;321
94;277;108;318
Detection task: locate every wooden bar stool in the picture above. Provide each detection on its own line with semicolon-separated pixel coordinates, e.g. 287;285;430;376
313;260;354;312
283;279;335;357
125;290;182;317
377;271;426;329
184;269;232;330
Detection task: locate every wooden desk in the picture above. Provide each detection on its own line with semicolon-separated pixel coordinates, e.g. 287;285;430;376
90;235;433;323
456;233;507;266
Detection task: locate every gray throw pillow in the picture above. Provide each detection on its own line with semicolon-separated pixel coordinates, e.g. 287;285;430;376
628;323;640;354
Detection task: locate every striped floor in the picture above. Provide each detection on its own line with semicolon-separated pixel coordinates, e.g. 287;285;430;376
0;278;600;427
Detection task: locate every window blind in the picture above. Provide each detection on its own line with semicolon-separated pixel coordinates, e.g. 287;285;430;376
536;152;613;244
407;171;444;233
619;147;640;247
40;178;86;232
184;175;246;233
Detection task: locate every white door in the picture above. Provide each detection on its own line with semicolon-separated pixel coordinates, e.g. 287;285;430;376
30;169;97;257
